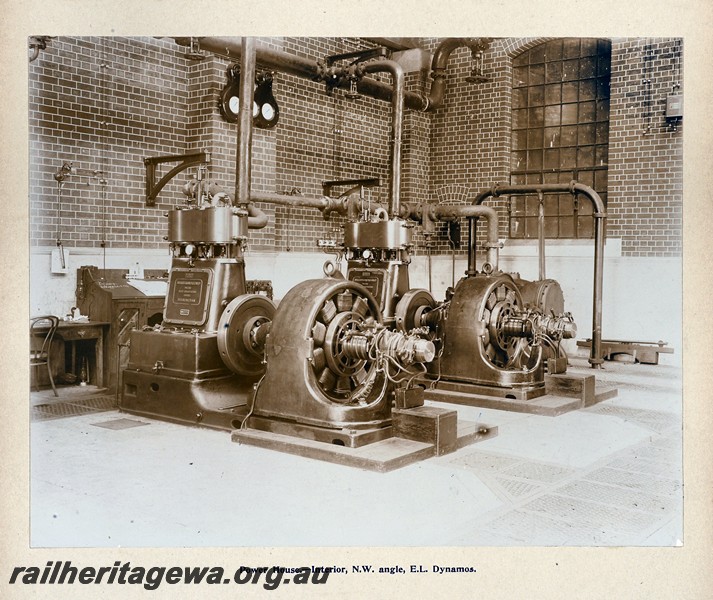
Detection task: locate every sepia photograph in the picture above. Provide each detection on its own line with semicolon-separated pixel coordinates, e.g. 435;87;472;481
2;2;712;597
27;34;683;548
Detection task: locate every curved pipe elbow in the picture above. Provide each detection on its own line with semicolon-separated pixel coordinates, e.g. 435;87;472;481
460;205;499;245
571;182;606;216
246;202;269;229
432;38;478;72
431;203;500;272
426;38;492;112
432;204;499;245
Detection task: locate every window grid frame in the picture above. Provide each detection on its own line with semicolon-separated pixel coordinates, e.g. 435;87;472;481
510;38;611;240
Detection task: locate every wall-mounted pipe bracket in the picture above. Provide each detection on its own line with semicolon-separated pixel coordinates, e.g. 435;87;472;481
322;178;380;196
144;151;211;206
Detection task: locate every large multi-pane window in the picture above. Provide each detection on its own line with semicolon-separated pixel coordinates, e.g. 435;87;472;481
510;38;611;239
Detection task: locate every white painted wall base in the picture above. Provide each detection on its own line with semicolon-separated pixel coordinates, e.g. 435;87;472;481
31;240;682;365
30;247;172;319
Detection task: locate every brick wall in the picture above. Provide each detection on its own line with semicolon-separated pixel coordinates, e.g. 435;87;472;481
29;36;683;258
426;36;683;258
607;38;683;256
29;37;190;249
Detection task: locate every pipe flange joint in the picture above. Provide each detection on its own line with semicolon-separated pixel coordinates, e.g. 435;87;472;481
429;67;447;81
482;241;503;249
314;60;330;82
593;212;608;219
398;202;413;219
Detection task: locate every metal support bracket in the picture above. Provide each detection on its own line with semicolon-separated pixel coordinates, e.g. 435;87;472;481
326;47;389;67
322;178;380;196
144;151;211;206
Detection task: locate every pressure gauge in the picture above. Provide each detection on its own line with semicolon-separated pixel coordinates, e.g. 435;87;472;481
220;69;280;129
184;243;196;257
261;103;276;122
219;84;261;123
362;249;373;260
219;82;241;123
254;73;280;129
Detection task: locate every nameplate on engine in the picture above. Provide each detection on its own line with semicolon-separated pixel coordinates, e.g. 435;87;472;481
349;268;385;303
164;268;212;325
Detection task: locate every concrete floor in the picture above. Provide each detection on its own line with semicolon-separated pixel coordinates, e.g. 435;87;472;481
30;355;682;548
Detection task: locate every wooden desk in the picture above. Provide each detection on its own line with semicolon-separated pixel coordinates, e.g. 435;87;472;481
35;321;109;388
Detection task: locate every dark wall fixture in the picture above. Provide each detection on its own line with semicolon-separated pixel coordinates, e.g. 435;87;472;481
218;64;280;129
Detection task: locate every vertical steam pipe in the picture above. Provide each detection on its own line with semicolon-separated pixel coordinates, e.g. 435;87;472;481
362;60;405;218
235;37;256;207
538;191;546;280
591;213;604;368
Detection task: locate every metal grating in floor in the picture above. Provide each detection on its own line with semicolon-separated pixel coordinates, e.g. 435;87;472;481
583;405;680;433
500;461;577;484
71;396;118;410
450;450;522;473
32;395;117;422
585;467;682;498
555;480;677;515
494;477;543;499
619;444;682;465
450;452;576;503
481;509;607;546
440;427;683;546
607;456;681;477
521;494;663;534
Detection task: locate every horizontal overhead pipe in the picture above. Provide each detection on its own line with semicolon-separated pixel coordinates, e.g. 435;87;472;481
250;191;393;222
474;182;606;214
176;37;490;113
250;191;330;211
188;37;320;80
473;181;606;369
184;36;430;111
